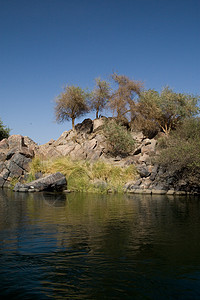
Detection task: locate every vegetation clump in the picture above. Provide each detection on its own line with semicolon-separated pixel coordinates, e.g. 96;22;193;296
90;77;110;119
54;72;199;138
103;119;135;156
134;87;199;136
55;85;90;131
0;118;10;140
108;73;143;123
156;118;200;190
28;156;137;193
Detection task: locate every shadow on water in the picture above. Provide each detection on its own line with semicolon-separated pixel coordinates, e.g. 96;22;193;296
0;189;200;299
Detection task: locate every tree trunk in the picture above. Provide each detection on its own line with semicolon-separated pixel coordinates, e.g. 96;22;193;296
72;118;75;131
96;110;99;119
160;123;171;135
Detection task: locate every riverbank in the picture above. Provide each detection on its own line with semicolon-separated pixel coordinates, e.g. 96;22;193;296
0;117;200;195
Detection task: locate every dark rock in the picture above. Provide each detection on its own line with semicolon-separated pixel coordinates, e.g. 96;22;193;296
6;160;24;178
35;171;43;180
14;172;67;192
133;147;141;155
6;148;18;160
11;153;31;170
0;176;5;187
75;118;93;134
137;165;151;178
19;147;35;158
151;183;168;191
1;168;10;180
150;165;159;181
0;162;5;173
124;179;142;191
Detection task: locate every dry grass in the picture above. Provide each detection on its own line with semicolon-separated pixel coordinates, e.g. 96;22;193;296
28;156;137;193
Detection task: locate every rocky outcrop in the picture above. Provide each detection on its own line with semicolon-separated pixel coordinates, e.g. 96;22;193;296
37;118;108;160
0;135;37;188
13;172;67;192
0;118;198;194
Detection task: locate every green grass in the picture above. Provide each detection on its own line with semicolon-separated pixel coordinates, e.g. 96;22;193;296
28;156;137;193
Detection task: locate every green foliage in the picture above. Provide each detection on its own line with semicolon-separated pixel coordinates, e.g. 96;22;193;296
90;78;110;119
157;118;200;185
29;157;46;174
27;156;137;193
68;167;90;192
55;85;89;130
103;119;135;156
0;118;10;140
47;156;75;177
135;87;199;135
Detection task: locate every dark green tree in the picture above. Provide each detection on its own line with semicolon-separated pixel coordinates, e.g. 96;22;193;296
135;87;200;135
0;118;10;140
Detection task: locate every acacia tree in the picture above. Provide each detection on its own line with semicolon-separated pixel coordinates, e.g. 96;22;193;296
135;87;200;135
0;118;10;140
55;85;89;130
91;78;110;119
108;73;143;122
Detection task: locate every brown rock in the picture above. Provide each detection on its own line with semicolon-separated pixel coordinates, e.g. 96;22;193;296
0;139;9;150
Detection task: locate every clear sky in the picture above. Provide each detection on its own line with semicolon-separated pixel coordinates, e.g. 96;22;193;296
0;0;199;144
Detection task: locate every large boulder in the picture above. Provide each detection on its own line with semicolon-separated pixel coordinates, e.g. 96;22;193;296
75;118;93;134
0;135;37;188
13;172;67;192
93;117;106;132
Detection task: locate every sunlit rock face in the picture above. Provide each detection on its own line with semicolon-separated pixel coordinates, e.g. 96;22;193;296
0;135;37;188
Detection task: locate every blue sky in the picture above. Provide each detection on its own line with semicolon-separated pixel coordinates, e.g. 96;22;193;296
0;0;199;144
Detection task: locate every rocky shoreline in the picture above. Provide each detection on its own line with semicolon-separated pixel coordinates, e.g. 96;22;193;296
0;117;199;195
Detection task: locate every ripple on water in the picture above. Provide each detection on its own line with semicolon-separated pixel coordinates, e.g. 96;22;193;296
1;191;200;299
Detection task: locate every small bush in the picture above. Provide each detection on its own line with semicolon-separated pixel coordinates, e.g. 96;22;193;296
0;118;10;140
103;119;135;156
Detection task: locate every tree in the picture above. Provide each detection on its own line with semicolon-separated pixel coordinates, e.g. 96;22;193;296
0;118;10;140
156;118;200;191
135;87;200;135
108;73;143;122
91;78;110;119
55;85;89;130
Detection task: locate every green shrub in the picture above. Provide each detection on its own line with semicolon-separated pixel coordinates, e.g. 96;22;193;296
103;119;135;156
156;118;200;185
0;118;10;140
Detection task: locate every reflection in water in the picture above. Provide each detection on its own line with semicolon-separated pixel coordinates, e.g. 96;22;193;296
0;189;200;299
42;192;67;207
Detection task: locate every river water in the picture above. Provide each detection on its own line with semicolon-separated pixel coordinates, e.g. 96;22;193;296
0;190;200;299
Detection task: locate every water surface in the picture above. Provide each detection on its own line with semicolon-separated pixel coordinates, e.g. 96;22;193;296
0;190;200;299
